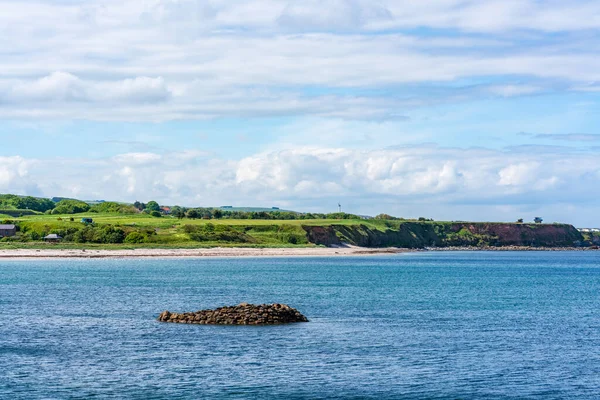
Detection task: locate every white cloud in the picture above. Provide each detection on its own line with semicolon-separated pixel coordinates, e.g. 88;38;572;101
0;156;41;195
113;152;162;166
101;77;171;102
498;162;540;186
10;72;87;102
6;144;600;225
277;0;393;31
487;85;543;97
4;73;170;104
0;1;599;120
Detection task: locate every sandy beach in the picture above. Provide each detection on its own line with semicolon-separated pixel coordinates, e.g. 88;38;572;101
0;246;408;259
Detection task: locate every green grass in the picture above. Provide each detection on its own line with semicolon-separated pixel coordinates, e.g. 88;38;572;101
0;241;314;250
2;212;573;249
6;213;330;248
14;213;387;229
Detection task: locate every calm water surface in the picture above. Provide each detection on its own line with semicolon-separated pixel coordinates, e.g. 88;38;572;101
1;252;600;399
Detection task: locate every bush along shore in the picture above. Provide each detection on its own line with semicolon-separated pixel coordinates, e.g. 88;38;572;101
158;303;309;325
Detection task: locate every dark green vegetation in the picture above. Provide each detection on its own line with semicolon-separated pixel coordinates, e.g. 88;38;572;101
52;200;91;215
0;193;587;249
0;194;55;214
580;231;600;247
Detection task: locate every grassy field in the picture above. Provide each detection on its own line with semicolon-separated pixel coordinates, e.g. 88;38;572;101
0;241;314;250
2;212;356;248
11;213;381;226
5;213;564;234
1;212;573;249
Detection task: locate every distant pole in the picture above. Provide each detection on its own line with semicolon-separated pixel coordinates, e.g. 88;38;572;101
338;203;341;213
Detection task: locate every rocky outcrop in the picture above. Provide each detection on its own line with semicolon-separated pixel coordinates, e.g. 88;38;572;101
158;303;308;325
303;222;584;249
303;225;342;247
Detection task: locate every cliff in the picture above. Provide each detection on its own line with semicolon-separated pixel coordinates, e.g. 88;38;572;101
303;222;583;248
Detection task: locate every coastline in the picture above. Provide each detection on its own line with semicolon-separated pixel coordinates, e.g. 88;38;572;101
0;246;409;259
425;246;597;252
0;245;596;259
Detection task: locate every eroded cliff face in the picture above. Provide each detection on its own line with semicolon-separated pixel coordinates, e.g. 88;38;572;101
302;223;583;248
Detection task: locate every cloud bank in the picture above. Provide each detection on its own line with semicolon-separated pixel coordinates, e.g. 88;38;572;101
1;0;600;121
2;1;600;226
3;145;600;225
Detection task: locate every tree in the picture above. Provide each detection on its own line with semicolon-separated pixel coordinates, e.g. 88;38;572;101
186;209;199;219
171;206;185;219
517;218;524;223
0;194;55;212
146;201;160;212
16;196;55;212
212;209;223;219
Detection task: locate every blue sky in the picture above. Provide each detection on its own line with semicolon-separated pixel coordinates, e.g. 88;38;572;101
2;0;600;226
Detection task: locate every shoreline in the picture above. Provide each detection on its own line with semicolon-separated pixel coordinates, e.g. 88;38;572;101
0;246;596;259
0;246;409;259
425;246;597;252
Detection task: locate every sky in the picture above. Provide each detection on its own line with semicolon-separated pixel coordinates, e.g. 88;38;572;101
1;0;600;226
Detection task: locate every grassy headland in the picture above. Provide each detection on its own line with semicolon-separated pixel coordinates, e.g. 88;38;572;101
0;212;586;250
0;194;587;249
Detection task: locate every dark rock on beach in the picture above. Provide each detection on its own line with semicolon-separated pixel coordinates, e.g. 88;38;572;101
158;303;308;325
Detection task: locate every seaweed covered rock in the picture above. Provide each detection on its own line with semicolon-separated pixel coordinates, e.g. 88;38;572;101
158;303;308;325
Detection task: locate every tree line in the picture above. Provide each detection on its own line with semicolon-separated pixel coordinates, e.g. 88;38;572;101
1;193;425;221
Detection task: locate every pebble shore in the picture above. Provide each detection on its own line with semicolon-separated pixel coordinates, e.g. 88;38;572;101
425;246;598;251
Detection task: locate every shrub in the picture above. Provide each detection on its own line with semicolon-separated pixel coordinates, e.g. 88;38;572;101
375;213;399;220
72;226;125;244
182;225;196;234
150;211;162;218
183;224;252;243
52;200;90;214
124;232;147;244
90;202;137;214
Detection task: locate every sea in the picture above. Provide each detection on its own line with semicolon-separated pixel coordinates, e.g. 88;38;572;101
1;251;599;399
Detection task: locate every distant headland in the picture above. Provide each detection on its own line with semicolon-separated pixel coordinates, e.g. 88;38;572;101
1;193;598;253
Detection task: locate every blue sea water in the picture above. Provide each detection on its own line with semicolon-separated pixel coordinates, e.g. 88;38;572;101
1;251;600;399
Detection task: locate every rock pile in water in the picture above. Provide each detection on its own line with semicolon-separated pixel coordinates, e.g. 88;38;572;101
158;303;308;325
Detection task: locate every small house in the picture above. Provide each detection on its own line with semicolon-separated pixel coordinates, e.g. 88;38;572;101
0;224;17;238
44;234;62;242
160;207;172;215
81;218;93;225
534;217;543;224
